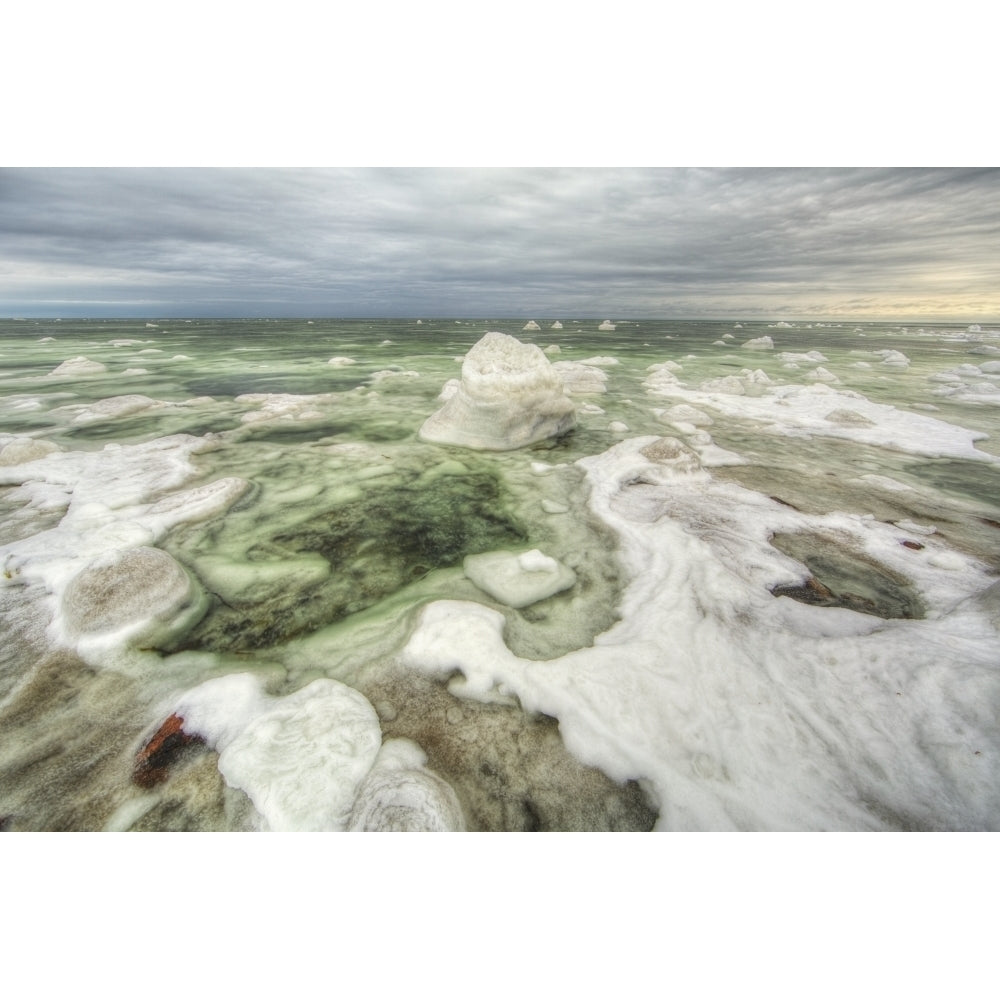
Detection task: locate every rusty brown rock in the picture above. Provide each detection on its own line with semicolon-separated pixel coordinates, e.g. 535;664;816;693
132;714;205;789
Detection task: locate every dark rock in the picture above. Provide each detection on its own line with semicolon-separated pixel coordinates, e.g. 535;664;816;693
901;539;925;550
132;714;205;789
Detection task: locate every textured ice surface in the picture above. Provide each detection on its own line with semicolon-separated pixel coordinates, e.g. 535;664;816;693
172;673;461;831
419;332;576;450
3;318;999;833
404;436;1000;830
464;547;577;608
60;546;207;651
552;361;609;395
48;356;107;377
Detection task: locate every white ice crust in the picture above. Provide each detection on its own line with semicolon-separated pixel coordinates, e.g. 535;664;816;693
403;436;1000;830
173;673;463;831
0;434;250;664
643;365;997;463
419;332;576;450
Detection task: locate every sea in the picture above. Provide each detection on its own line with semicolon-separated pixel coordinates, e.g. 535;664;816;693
1;316;998;831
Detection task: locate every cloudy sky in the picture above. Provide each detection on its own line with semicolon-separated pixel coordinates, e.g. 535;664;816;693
1;167;998;321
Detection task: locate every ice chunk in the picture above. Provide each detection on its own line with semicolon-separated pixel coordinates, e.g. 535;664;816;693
552;361;608;395
48;356;107;377
807;367;840;383
463;547;577;608
551;321;563;330
742;336;775;350
541;499;570;514
598;320;616;331
175;674;382;832
826;408;875;427
522;320;541;331
780;351;828;364
328;356;357;367
659;403;713;426
71;395;160;424
876;350;910;367
580;356;620;367
347;739;464;832
58;546;207;652
419;332;575;451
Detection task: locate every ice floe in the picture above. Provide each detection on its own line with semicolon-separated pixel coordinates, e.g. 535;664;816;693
644;368;996;463
464;548;577;608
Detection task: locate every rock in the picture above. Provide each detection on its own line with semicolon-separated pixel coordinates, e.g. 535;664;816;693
132;713;206;788
640;436;702;474
464;548;577;608
826;408;875;427
419;332;575;451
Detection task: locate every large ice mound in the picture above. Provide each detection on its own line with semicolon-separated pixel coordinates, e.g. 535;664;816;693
419;331;576;450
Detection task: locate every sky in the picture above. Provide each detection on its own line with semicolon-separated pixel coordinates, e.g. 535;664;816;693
2;167;998;322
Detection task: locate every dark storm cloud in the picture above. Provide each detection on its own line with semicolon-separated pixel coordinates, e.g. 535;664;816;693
1;167;998;318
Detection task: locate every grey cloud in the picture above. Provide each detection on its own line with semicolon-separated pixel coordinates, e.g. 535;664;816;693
1;167;997;318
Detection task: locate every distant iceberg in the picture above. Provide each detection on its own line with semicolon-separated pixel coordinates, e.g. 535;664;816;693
742;336;775;351
551;321;563;330
598;320;616;331
523;320;541;331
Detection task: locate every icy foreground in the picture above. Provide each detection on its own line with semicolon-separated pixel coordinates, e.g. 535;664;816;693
404;436;1000;830
2;317;1000;831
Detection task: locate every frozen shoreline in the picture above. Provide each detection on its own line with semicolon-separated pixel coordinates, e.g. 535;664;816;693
2;318;999;831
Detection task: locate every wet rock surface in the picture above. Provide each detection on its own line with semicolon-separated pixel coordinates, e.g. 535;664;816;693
0;651;145;831
362;666;658;832
769;532;925;619
132;713;207;789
